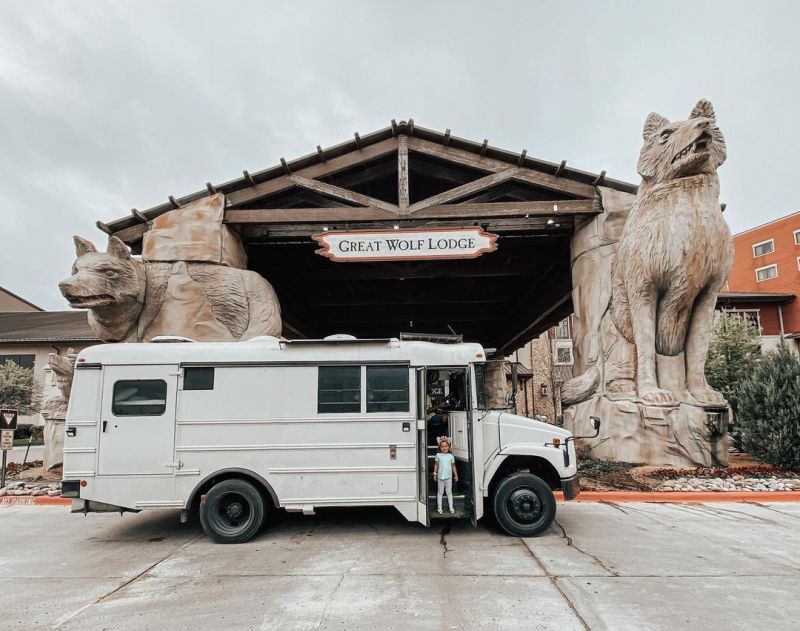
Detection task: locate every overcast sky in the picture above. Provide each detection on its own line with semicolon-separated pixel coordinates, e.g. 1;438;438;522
1;0;798;310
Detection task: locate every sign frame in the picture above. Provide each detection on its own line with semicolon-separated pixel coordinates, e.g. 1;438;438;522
0;409;18;431
312;227;498;263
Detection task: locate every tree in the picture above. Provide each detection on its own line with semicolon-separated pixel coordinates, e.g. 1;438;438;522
0;359;41;416
736;346;800;470
705;312;762;414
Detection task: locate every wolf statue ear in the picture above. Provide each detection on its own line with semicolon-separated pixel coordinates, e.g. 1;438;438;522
106;236;131;260
642;112;670;139
690;99;716;121
73;236;97;257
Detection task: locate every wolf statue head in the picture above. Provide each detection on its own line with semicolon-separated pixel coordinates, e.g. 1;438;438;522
58;236;146;342
636;99;727;186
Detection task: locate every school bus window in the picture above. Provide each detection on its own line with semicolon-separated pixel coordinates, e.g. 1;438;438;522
366;365;409;412
184;367;215;391
318;366;361;413
112;380;167;416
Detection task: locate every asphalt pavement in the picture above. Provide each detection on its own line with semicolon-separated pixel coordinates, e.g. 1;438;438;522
1;501;799;630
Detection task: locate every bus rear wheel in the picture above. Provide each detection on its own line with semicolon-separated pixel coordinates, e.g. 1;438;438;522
199;479;265;544
492;473;556;537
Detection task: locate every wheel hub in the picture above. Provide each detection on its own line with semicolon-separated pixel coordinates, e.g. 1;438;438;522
507;488;542;524
226;502;244;520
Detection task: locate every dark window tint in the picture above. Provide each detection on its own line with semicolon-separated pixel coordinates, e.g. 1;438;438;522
112;380;167;416
366;365;409;413
318;366;361;413
474;364;487;409
184;367;214;390
0;354;34;369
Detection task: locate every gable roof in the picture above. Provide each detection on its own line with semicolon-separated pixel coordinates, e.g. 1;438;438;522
100;119;638;237
0;311;98;344
0;286;44;312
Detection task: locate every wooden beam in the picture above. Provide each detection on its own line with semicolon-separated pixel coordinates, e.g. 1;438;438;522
227;200;593;224
130;208;148;223
226;137;398;207
398;135;409;213
289;175;400;213
407;137;595;198
407;168;519;213
555;160;567;177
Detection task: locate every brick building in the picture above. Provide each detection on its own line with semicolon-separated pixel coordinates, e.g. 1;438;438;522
727;211;800;343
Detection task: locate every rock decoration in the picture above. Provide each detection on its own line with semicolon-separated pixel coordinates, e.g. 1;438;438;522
562;101;733;467
58;194;282;342
656;476;800;492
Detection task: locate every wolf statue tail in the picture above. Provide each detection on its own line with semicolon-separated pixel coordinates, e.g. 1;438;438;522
561;365;601;407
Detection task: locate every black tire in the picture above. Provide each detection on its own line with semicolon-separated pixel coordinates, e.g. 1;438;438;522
199;479;266;544
492;473;556;537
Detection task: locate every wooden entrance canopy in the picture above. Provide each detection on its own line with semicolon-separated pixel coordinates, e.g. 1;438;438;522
101;120;636;356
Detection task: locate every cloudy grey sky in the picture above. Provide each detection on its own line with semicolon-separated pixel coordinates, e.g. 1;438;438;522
1;0;798;309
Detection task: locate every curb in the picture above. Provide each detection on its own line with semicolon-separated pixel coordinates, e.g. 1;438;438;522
557;491;800;503
0;496;71;507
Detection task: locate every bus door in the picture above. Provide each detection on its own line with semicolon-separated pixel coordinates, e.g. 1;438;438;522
467;366;483;524
415;367;429;526
98;364;178;476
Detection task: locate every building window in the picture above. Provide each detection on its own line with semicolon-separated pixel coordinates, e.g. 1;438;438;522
318;366;361;413
552;341;574;366
554;318;571;340
794;229;800;245
0;354;35;369
112;380;167;416
755;264;778;282
366;365;409;413
183;367;214;390
752;239;774;257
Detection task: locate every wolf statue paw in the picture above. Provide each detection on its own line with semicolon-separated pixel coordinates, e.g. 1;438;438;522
689;386;726;407
639;386;677;406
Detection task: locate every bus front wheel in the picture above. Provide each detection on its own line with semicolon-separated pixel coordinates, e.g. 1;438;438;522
199;479;266;544
492;473;556;537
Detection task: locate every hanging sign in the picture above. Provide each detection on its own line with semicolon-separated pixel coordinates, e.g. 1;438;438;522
1;430;12;451
313;227;498;263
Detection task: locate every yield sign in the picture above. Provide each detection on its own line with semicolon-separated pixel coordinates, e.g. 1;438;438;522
0;409;18;430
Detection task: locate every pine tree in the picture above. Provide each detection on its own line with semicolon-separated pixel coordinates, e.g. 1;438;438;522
0;359;41;416
737;346;800;470
705;312;762;414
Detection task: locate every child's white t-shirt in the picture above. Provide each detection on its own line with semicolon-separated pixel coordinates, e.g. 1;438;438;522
435;452;455;480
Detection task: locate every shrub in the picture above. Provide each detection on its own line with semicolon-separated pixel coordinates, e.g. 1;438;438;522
13;424;44;441
705;312;762;414
0;359;42;415
736;346;800;469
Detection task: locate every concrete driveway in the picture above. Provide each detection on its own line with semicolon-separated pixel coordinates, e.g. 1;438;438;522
1;501;798;630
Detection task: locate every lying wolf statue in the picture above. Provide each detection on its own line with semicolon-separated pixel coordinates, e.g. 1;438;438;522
562;99;732;407
59;236;282;342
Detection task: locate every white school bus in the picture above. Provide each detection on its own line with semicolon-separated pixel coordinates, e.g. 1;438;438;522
61;335;595;543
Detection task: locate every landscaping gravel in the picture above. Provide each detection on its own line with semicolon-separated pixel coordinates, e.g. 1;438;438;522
656;475;800;492
0;481;62;497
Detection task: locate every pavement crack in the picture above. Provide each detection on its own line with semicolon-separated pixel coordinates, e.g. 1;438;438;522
519;539;592;631
51;534;201;628
439;523;452;558
600;500;628;514
555;518;619;577
313;573;345;630
746;501;800;520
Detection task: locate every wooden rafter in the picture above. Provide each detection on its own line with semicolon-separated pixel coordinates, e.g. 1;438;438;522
407;137;595;198
407;168;519;213
289;175;400;213
227;138;399;207
398;135;409;213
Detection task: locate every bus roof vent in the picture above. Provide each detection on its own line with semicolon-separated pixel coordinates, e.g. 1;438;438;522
150;336;196;343
324;334;358;341
245;336;282;349
399;332;463;344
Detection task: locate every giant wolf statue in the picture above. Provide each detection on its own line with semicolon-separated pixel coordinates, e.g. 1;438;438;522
561;100;733;466
59;235;282;342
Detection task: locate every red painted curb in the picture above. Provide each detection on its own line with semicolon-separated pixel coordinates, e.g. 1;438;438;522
556;491;800;503
0;496;71;507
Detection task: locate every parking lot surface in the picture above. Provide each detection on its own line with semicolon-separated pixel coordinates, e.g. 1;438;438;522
1;501;799;630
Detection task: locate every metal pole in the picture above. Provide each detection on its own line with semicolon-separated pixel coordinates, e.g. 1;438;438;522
1;451;6;489
23;435;31;467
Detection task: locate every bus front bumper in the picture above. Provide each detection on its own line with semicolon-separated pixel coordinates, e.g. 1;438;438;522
560;474;581;500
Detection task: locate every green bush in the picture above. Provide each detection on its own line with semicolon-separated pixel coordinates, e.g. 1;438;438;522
737;346;800;469
13;424;43;441
705;312;762;414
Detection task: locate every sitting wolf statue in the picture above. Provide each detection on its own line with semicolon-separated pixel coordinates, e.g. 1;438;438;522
562;99;732;407
59;235;282;342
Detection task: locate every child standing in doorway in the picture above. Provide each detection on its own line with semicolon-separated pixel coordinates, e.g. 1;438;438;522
433;436;459;514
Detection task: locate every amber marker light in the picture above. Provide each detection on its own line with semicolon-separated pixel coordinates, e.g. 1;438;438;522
552;438;561;447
